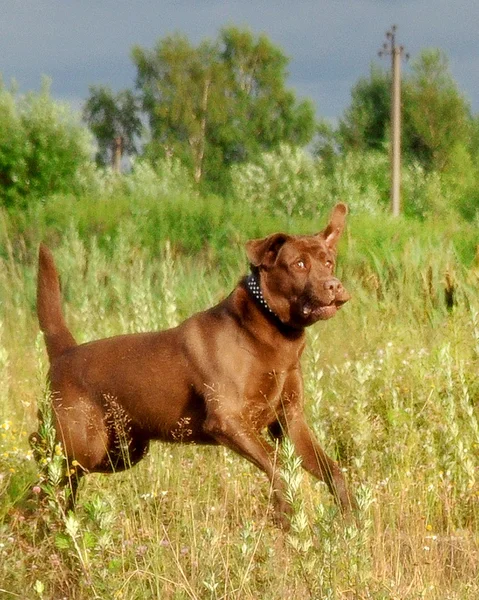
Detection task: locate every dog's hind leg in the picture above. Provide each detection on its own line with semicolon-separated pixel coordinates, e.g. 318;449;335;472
52;393;110;475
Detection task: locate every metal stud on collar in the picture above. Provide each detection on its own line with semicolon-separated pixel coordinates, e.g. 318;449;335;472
246;273;277;317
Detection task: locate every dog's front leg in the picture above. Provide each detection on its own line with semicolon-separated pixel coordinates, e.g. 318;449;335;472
203;407;292;529
280;370;357;514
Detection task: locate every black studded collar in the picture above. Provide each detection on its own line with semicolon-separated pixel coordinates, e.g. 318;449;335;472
245;272;280;320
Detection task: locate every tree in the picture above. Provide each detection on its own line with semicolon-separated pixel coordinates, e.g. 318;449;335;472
337;49;473;173
83;86;142;172
218;27;315;164
338;64;391;153
404;49;471;171
132;34;228;183
132;27;316;187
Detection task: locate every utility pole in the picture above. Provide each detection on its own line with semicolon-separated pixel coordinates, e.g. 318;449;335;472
379;25;408;217
112;135;124;174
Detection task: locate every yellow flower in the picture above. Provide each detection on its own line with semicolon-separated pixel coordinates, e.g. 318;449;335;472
71;460;80;467
426;524;432;531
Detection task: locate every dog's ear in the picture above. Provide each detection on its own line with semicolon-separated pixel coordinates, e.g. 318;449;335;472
317;203;348;250
245;233;290;268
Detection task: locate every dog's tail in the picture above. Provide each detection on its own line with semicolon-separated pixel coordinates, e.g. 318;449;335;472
37;243;77;362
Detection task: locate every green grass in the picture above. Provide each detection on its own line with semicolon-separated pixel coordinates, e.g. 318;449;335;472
1;217;478;599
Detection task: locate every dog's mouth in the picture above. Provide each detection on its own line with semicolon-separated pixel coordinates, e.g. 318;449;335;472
301;302;339;322
299;296;348;324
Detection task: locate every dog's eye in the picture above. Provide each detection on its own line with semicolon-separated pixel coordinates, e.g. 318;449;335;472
295;259;306;270
325;260;333;269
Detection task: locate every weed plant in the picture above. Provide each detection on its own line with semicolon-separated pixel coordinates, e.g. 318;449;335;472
0;214;478;599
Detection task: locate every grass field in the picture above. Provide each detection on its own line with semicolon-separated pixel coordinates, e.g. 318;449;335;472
1;218;478;599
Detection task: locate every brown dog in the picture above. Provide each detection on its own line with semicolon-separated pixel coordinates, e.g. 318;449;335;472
33;203;355;526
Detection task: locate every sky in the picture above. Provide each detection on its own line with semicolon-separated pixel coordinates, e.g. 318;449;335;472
1;0;478;124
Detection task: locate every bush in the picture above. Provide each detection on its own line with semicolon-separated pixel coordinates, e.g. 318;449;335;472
123;156;195;200
326;151;389;214
231;146;392;219
231;144;327;219
0;77;95;208
0;82;28;206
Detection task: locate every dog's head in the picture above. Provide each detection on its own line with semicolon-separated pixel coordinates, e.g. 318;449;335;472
245;203;350;329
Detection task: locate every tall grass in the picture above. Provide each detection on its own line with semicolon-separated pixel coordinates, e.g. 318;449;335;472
0;215;478;598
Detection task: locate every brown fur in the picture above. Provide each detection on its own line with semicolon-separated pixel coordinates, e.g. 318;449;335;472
33;203;356;527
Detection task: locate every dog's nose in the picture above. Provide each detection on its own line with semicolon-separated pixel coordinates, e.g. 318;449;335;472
323;277;350;304
323;278;343;294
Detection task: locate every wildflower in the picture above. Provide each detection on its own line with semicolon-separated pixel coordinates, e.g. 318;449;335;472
71;460;80;467
32;485;41;495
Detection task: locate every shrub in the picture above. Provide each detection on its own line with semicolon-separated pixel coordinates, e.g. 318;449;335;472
123;156;195;200
0;77;95;208
327;151;389;214
231;146;392;219
230;144;327;218
0;82;28;206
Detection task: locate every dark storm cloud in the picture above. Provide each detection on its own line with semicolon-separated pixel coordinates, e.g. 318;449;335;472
0;0;478;119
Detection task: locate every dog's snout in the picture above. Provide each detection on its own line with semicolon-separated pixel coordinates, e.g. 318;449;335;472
322;277;350;304
323;277;342;294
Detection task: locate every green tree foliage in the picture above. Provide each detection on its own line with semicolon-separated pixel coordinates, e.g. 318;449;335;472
132;27;315;187
218;27;315;161
0;77;94;207
336;49;473;173
0;82;26;205
132;34;228;184
338;64;391;153
404;49;471;171
83;86;142;171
